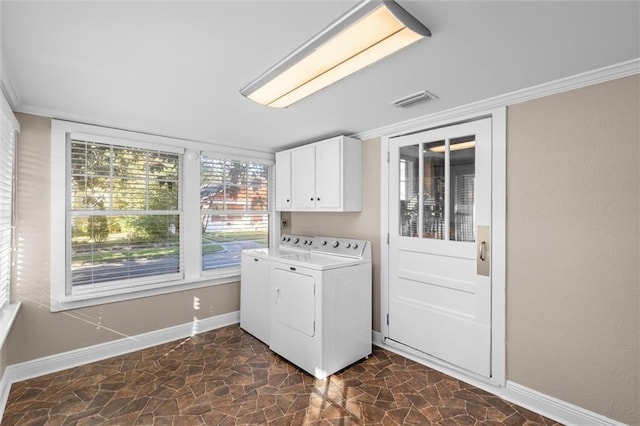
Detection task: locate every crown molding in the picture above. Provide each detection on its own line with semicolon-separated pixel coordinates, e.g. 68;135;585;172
0;59;20;110
352;57;640;141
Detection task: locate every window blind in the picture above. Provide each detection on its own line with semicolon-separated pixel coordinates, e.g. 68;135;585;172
200;156;270;271
68;138;183;289
0;108;17;310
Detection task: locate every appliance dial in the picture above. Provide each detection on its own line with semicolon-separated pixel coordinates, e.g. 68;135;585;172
286;237;291;242
331;241;339;248
352;243;359;249
321;240;327;246
303;240;308;245
345;243;351;248
281;236;286;241
293;237;299;244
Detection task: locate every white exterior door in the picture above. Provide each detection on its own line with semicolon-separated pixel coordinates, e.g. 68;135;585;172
388;118;493;377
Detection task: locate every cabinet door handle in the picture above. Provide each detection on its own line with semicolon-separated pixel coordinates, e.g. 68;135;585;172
286;199;290;202
275;287;280;303
310;197;314;201
253;258;259;262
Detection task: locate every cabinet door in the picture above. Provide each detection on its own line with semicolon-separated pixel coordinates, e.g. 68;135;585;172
291;145;316;209
315;138;342;209
275;151;291;211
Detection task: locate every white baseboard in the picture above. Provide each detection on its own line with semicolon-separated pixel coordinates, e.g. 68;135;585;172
502;381;626;426
372;331;625;426
0;369;11;424
0;311;239;418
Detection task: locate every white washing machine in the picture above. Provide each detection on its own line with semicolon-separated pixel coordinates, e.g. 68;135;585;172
268;235;372;379
241;234;372;379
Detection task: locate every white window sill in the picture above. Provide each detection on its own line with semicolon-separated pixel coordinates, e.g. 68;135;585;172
0;302;21;350
51;273;240;312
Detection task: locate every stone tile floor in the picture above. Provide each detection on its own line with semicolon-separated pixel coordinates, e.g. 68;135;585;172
3;325;562;425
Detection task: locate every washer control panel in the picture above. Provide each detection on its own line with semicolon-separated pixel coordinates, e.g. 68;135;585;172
280;234;313;250
310;237;367;257
280;234;368;257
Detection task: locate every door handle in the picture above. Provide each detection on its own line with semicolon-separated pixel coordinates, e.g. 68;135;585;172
477;225;490;277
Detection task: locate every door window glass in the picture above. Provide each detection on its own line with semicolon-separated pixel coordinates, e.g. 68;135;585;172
399;145;419;237
423;141;445;239
397;136;476;242
450;136;476;242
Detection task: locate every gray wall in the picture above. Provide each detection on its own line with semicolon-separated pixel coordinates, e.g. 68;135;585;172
7;113;240;364
506;75;639;424
292;75;640;424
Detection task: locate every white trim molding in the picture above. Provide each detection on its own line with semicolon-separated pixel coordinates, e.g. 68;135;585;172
354;58;639;142
0;58;21;112
0;303;20;351
372;331;626;426
0;310;240;417
501;382;627;426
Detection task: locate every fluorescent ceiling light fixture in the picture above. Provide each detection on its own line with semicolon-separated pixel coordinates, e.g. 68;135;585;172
240;0;431;108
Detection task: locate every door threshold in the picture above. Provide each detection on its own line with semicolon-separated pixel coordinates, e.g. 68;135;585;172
373;330;502;394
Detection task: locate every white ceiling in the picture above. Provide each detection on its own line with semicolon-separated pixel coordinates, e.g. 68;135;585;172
2;1;639;153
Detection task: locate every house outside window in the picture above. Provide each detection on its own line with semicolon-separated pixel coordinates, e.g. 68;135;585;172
200;157;269;272
50;120;275;311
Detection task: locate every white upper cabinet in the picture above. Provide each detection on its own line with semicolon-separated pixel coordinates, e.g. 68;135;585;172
276;135;361;212
291;144;317;210
275;150;292;211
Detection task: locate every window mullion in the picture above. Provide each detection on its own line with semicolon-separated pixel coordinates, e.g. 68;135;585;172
109;145;114;210
145;151;150;211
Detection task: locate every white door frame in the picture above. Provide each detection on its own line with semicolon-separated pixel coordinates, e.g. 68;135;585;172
380;106;506;387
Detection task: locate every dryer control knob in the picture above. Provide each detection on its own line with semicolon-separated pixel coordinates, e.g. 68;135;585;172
345;243;351;248
293;237;299;244
352;243;359;249
321;240;327;246
331;241;339;248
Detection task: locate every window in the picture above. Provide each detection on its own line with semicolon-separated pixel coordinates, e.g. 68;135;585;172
0;97;18;310
200;156;269;272
68;139;182;291
51;121;275;311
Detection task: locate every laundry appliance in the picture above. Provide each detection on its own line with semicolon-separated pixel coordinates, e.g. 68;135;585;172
241;233;372;379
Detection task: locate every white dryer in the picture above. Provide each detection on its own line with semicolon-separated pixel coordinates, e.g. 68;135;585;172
240;235;312;345
268;235;372;379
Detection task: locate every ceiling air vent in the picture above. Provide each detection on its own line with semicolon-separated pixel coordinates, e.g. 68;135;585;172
392;90;438;108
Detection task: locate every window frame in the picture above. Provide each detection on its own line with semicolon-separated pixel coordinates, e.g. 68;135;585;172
0;91;21;349
199;153;272;277
51;120;275;312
